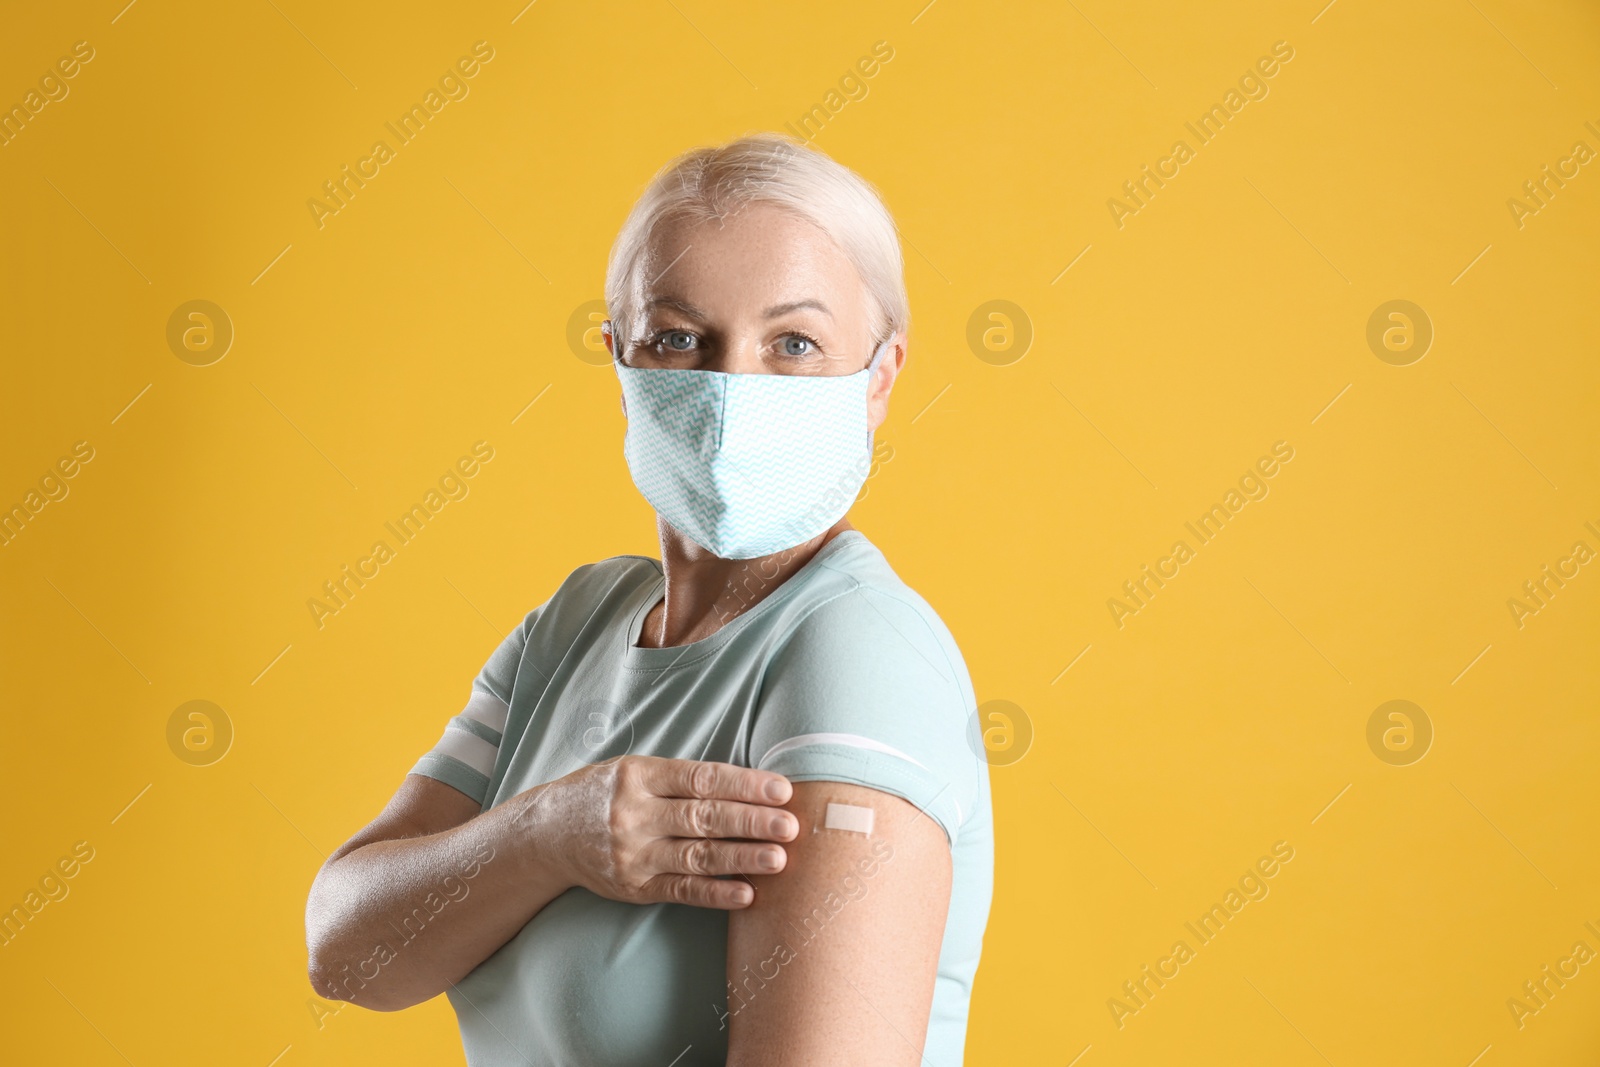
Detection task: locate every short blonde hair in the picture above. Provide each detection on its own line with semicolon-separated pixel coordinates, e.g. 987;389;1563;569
604;132;909;358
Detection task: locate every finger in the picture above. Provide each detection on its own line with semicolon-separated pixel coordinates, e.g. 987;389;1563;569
652;797;799;842
647;837;789;877
637;756;792;805
640;873;757;910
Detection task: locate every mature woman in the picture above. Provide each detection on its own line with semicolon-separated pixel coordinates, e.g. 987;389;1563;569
305;133;993;1066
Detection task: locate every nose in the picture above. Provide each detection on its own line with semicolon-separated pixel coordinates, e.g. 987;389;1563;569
708;337;768;375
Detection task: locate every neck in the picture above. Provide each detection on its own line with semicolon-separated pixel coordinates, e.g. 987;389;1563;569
640;516;854;648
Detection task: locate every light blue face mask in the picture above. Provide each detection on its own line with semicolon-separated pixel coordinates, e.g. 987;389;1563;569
608;319;890;560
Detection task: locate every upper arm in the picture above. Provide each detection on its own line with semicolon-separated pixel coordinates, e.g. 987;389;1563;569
725;779;953;1065
726;586;981;1062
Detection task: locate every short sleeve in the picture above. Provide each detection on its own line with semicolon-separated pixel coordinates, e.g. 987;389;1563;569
409;605;544;806
750;585;981;848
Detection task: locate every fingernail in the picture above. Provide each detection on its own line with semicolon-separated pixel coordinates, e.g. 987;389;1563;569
770;816;793;838
734;885;753;905
765;779;788;802
758;847;783;870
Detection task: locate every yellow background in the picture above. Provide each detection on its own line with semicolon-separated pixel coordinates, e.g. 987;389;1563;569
2;0;1597;1063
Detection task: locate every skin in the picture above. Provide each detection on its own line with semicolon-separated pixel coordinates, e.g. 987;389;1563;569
724;782;952;1064
306;201;953;1063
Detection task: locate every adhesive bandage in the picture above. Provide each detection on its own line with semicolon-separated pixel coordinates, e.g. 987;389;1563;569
823;802;874;836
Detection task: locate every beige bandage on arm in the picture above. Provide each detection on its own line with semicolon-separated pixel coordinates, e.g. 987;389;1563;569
822;801;875;836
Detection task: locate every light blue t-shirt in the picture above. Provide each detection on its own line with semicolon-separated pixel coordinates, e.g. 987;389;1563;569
410;530;994;1065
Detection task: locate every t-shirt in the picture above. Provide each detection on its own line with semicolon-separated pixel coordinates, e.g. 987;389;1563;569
409;530;994;1066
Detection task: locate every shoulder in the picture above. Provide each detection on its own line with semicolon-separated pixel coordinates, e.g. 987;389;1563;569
498;551;661;672
775;535;972;707
535;551;660;622
751;537;982;847
562;551;662;598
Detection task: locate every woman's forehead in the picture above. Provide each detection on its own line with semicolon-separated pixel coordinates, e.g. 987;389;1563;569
636;207;866;322
642;295;837;322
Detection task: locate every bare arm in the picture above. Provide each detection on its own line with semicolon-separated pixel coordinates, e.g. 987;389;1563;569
304;774;560;1011
305;757;801;1012
725;780;953;1065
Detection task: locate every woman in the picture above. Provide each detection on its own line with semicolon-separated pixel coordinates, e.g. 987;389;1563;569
305;133;993;1066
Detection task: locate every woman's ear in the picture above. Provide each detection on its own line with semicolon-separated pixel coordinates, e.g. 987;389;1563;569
866;333;904;433
604;319;628;417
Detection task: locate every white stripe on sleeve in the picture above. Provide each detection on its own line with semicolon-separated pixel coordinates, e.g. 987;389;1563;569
755;731;931;772
460;689;510;733
434;723;499;777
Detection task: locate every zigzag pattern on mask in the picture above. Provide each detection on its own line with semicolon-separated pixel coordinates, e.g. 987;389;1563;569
615;362;878;559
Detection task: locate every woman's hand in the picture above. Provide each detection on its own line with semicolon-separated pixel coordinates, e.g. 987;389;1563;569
520;754;799;910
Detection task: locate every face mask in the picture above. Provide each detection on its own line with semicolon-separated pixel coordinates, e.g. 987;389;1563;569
608;319;890;560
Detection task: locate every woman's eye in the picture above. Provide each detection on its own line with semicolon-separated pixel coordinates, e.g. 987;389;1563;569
779;334;817;357
661;330;696;352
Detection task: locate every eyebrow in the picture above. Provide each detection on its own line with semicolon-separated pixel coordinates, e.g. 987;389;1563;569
641;297;833;320
763;299;833;320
